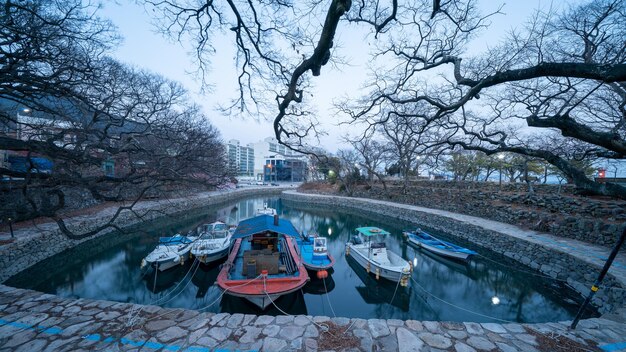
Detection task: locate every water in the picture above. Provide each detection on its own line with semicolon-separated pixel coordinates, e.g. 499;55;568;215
6;197;597;323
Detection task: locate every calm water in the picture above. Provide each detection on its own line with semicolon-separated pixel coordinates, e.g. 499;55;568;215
7;197;596;323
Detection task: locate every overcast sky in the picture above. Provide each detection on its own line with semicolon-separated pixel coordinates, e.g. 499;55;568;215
100;1;565;151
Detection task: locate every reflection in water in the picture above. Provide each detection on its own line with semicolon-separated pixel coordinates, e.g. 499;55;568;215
221;290;308;316
6;197;598;323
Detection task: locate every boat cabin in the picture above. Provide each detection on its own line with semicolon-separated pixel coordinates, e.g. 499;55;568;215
312;237;328;258
354;227;392;261
198;222;229;238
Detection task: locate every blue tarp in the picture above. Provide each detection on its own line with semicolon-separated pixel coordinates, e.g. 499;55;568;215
232;215;300;239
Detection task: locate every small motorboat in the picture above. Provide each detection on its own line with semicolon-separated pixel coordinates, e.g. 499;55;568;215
256;203;277;216
217;214;309;310
297;232;335;279
346;227;411;286
141;234;196;271
404;228;477;261
191;221;233;264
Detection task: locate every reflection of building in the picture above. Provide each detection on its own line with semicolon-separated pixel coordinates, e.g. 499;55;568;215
227;137;308;182
226;140;255;177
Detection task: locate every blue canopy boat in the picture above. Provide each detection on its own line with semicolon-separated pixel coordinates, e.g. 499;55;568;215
403;228;477;261
297;232;335;279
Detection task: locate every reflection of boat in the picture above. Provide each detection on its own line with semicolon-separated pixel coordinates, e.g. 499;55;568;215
303;275;336;295
346;255;410;311
404;229;477;261
143;263;189;294
141;234;197;271
220;289;308;316
415;247;476;279
191;261;222;298
297;232;335;277
346;227;411;285
190;222;233;264
217;215;309;310
256;203;277;216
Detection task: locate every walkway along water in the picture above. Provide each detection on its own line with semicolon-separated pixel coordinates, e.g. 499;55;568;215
1;188;625;351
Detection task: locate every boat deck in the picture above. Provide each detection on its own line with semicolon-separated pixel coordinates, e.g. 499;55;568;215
299;242;333;268
229;238;299;280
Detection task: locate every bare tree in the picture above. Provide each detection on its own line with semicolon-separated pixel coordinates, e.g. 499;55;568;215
345;0;626;197
1;1;229;238
347;133;390;190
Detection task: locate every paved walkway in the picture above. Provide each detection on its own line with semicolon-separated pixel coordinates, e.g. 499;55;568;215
1;285;626;352
286;191;626;286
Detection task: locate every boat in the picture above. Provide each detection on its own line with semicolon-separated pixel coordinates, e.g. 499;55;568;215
190;221;233;264
345;227;411;286
297;232;335;278
403;228;477;261
216;214;309;310
256;203;277;216
141;234;197;271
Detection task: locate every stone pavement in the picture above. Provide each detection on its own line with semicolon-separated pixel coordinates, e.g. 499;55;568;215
1;285;626;352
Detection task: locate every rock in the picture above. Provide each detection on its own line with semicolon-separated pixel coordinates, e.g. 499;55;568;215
304;325;319;338
418;332;452;349
262;325;281;337
239;327;262;344
294;315;310;326
481;323;506;333
464;322;484;335
144;319;176;332
353;328;374;352
279;325;305;340
514;333;537;346
156;326;187;342
406;320;424;332
255;315;275;326
397;327;423;352
262;337;287;351
275;315;294;325
226;313;244;328
207;327;231;342
448;330;468;340
368;319;391;338
454;342;477;352
466;336;496;351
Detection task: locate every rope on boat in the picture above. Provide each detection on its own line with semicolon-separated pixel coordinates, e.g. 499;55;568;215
389;271;403;306
322;276;337;318
195;274;265;312
409;276;516;324
125;258;201;328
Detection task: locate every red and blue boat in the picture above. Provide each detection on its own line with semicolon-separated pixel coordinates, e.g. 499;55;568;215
217;215;309;310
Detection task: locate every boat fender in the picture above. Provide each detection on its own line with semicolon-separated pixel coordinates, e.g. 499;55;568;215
366;262;370;273
140;259;146;269
375;268;380;280
345;246;350;256
317;270;328;279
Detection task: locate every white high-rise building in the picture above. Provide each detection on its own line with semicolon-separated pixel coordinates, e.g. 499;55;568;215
226;139;255;177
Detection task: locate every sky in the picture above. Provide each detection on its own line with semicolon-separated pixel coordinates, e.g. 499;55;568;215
99;0;561;151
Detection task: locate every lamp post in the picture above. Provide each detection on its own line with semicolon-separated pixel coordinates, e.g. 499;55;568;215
7;217;14;239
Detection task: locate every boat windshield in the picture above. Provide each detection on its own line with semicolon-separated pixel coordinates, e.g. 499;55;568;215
314;238;326;248
213;224;228;232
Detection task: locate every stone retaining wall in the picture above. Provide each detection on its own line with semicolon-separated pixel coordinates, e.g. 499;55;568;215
281;191;626;315
0;187;287;283
346;181;626;246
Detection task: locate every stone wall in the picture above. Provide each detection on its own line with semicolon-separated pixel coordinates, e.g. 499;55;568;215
0;187;286;283
345;181;626;246
281;191;626;314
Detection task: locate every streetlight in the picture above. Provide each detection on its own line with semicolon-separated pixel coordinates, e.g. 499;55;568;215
498;154;505;188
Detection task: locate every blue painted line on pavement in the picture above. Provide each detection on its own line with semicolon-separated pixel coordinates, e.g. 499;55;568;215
0;316;258;352
600;341;626;351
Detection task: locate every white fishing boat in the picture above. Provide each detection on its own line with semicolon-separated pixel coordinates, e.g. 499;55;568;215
346;227;411;286
141;234;197;271
191;221;233;264
256;203;277;216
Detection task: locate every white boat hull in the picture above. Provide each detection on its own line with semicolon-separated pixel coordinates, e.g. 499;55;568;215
147;251;190;271
407;237;472;261
192;246;230;264
346;243;411;283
